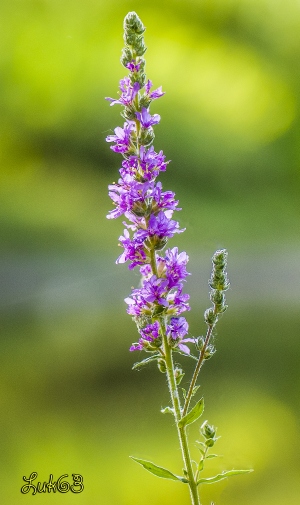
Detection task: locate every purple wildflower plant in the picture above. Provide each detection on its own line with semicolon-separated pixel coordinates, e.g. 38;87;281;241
105;11;250;505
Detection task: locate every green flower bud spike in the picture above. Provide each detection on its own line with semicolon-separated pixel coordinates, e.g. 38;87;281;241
182;249;230;418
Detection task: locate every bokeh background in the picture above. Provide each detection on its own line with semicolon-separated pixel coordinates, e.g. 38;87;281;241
1;0;299;504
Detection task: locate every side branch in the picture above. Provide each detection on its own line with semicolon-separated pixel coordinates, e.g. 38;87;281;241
182;322;215;417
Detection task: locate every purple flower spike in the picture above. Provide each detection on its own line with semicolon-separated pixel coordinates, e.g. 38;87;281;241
106;12;190;360
136;108;161;128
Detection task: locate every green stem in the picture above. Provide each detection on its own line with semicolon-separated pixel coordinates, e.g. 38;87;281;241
150;248;158;277
161;319;201;505
182;322;215;417
146;156;199;503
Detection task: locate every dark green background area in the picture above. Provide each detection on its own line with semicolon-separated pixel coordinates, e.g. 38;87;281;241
0;1;299;504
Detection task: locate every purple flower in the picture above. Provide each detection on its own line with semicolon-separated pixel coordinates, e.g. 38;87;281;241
117;229;147;269
125;276;169;315
119;148;168;181
106;77;140;107
145;79;165;100
139;146;168;180
167;317;193;354
126;60;142;72
130;321;161;351
151;182;180;216
165;247;190;288
106;122;135;153
140;263;152;278
124;294;145;316
120;156;139;178
167;317;189;340
140;321;160;341
136;108;160;128
129;342;144;351
135;211;184;242
167;287;190;315
139;275;169;306
107;177;152;220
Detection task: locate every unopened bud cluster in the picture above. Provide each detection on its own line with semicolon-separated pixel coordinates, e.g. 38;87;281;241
204;249;229;328
201;420;217;447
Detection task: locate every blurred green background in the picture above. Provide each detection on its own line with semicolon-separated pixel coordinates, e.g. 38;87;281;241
1;0;299;504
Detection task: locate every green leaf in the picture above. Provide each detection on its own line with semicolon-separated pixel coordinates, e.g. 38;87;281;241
130;457;188;483
132;354;160;370
173;349;198;361
160;406;174;415
206;454;219;459
197;459;204;472
191;385;201;397
197;469;253;486
178;398;204;429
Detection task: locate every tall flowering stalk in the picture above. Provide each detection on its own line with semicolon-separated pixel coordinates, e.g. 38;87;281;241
105;12;252;505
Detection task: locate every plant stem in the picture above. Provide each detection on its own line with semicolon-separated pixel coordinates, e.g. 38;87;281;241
150;248;158;277
182;323;214;417
148;234;199;503
161;319;201;505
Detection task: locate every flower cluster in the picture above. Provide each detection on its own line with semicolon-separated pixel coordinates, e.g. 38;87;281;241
106;12;191;354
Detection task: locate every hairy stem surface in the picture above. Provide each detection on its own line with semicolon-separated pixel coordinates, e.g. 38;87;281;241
161;319;201;505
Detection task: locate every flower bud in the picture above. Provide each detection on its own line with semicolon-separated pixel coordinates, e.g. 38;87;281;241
210;289;224;305
139;127;155;146
121;46;133;67
134;37;147;56
209;271;229;291
203;344;216;360
157;358;166;373
201;420;216;439
123;12;145;35
122;106;137;121
204;308;218;326
195;336;205;351
139;95;152;109
174;367;185;385
130;72;146;88
212;249;227;267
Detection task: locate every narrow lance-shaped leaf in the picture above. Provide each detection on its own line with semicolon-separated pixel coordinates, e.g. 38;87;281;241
191;385;201;397
173;348;198;361
130;457;188;483
132;354;160;370
161;406;174;415
197;469;253;486
178;397;204;429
